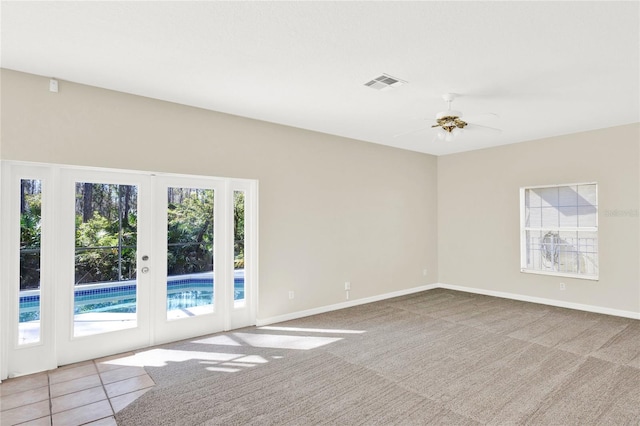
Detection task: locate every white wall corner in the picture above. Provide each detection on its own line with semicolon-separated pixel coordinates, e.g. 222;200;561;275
256;283;439;326
257;282;639;327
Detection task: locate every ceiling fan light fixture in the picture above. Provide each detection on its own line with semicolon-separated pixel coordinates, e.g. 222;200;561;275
438;131;455;142
437;128;460;141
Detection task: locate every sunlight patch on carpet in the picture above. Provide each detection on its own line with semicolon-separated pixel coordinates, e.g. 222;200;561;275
233;332;343;350
259;326;366;334
101;348;245;368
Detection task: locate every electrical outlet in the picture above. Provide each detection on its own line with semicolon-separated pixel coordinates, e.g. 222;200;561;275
49;79;58;93
423;269;428;276
288;291;294;299
559;282;566;291
345;281;351;291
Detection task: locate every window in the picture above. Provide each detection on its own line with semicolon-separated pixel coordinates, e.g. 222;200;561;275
521;183;598;279
19;179;43;344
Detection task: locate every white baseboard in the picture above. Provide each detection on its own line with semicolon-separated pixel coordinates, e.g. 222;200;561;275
256;282;639;326
256;283;439;326
437;283;640;320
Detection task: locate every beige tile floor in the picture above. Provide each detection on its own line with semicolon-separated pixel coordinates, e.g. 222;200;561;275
0;354;155;426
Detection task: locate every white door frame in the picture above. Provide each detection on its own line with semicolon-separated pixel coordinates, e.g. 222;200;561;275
0;161;258;379
1;162;57;378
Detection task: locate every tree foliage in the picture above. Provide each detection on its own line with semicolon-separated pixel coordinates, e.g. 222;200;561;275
20;182;42;290
19;182;246;290
75;211;138;284
233;191;245;268
74;184;138;284
167;188;214;275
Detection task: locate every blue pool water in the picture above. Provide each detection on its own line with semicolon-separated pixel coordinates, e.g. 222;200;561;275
19;275;245;323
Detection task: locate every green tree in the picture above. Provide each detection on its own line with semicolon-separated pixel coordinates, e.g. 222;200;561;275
74;183;139;284
233;191;245;269
20;193;42;290
75;212;137;283
167;189;214;275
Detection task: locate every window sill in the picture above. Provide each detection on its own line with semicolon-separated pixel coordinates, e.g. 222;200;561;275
520;269;599;281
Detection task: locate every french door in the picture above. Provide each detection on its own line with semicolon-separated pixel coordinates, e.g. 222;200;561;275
1;162;257;378
56;169;154;365
1;164;58;377
151;176;228;345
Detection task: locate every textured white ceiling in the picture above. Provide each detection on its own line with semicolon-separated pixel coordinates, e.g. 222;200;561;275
1;1;638;155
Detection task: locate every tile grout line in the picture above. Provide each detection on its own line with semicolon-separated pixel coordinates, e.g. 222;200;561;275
48;373;53;426
94;360;117;424
43;362;115;425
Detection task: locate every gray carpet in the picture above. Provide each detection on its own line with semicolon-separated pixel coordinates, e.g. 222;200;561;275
116;289;640;425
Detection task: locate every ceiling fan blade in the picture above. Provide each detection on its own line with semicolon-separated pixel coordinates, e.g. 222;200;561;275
393;124;434;138
465;123;503;133
462;112;499;122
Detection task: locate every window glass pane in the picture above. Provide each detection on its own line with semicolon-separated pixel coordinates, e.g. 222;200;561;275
525;190;541;208
74;183;138;336
234;190;246;307
19;179;42;345
558;185;577;207
538;187;558;207
577;184;597;206
559;206;578;227
527;189;542;208
525;230;543;270
526;206;541;228
541;207;558;228
577;231;598;276
167;187;214;320
557;231;580;274
539;231;561;272
578;206;597;227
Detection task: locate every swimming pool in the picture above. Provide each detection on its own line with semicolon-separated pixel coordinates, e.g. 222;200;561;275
19;273;245;323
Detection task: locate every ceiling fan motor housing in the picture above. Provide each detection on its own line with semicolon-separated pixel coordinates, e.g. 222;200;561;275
436;110;463;120
435;114;468;133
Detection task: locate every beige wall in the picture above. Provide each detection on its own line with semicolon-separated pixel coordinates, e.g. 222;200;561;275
438;124;640;313
3;69;638;318
0;69;439;320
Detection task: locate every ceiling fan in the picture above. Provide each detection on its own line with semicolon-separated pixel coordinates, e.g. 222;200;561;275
396;93;501;142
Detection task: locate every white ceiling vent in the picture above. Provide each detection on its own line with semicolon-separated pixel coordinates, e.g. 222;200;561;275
364;74;407;91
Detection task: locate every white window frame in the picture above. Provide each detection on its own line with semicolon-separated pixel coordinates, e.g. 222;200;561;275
520;182;599;280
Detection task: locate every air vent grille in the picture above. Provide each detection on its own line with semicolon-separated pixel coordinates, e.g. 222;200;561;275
364;74;407;90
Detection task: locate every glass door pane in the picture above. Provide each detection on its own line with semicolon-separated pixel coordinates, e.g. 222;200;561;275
19;179;42;345
74;183;138;337
166;187;214;320
233;190;246;307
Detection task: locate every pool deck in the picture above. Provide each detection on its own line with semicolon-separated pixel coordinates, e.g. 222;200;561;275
19;304;221;343
17;271;245;342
